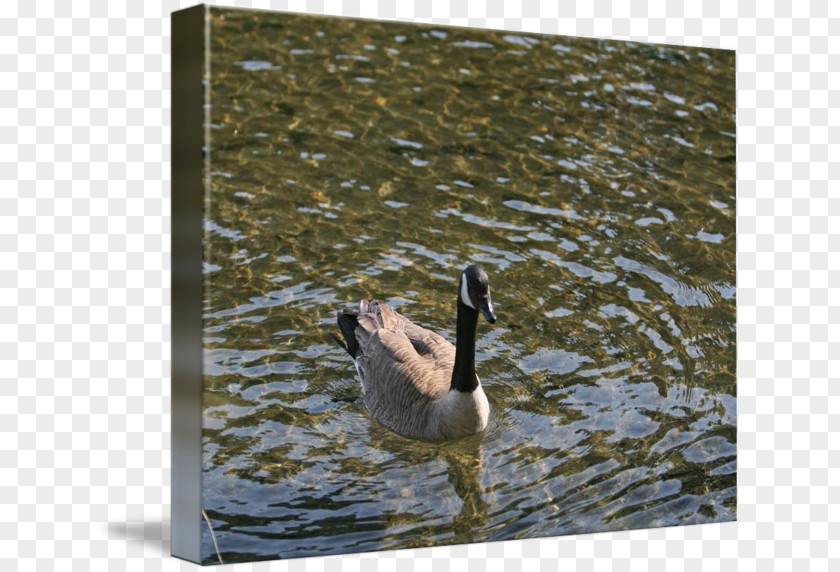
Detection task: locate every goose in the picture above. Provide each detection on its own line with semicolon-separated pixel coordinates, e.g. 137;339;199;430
334;264;497;442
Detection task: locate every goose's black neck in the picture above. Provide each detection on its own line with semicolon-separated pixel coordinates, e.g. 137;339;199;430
451;297;479;393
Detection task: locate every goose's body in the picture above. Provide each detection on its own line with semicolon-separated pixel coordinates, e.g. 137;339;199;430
335;265;496;442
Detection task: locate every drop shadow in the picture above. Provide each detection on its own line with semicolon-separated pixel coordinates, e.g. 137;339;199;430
106;520;170;556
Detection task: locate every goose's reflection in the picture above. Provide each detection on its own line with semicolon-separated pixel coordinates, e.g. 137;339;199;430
442;444;488;540
364;422;490;544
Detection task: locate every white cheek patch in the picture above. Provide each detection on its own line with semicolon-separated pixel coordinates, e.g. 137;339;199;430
460;274;475;309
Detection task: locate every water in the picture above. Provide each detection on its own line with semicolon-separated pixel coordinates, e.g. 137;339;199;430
200;8;736;563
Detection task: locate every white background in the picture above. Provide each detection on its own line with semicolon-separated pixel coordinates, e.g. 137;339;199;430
2;0;837;570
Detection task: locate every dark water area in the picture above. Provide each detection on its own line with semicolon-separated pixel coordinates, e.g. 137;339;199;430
200;8;736;563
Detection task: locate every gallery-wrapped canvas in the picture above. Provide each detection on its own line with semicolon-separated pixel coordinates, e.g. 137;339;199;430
172;4;736;565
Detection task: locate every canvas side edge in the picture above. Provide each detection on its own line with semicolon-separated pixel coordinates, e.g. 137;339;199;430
171;4;206;564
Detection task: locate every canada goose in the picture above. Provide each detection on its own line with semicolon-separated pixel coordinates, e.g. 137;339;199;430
334;264;497;442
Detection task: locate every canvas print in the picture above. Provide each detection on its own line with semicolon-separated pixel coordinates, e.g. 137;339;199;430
173;5;736;564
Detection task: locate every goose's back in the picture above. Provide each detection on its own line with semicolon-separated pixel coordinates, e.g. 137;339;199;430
352;301;469;440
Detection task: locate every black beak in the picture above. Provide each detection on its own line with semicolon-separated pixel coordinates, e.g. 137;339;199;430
480;295;496;324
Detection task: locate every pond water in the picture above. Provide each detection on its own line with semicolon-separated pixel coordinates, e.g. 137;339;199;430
199;8;736;563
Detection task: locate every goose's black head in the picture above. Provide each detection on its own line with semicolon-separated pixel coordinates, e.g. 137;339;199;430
459;264;496;324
